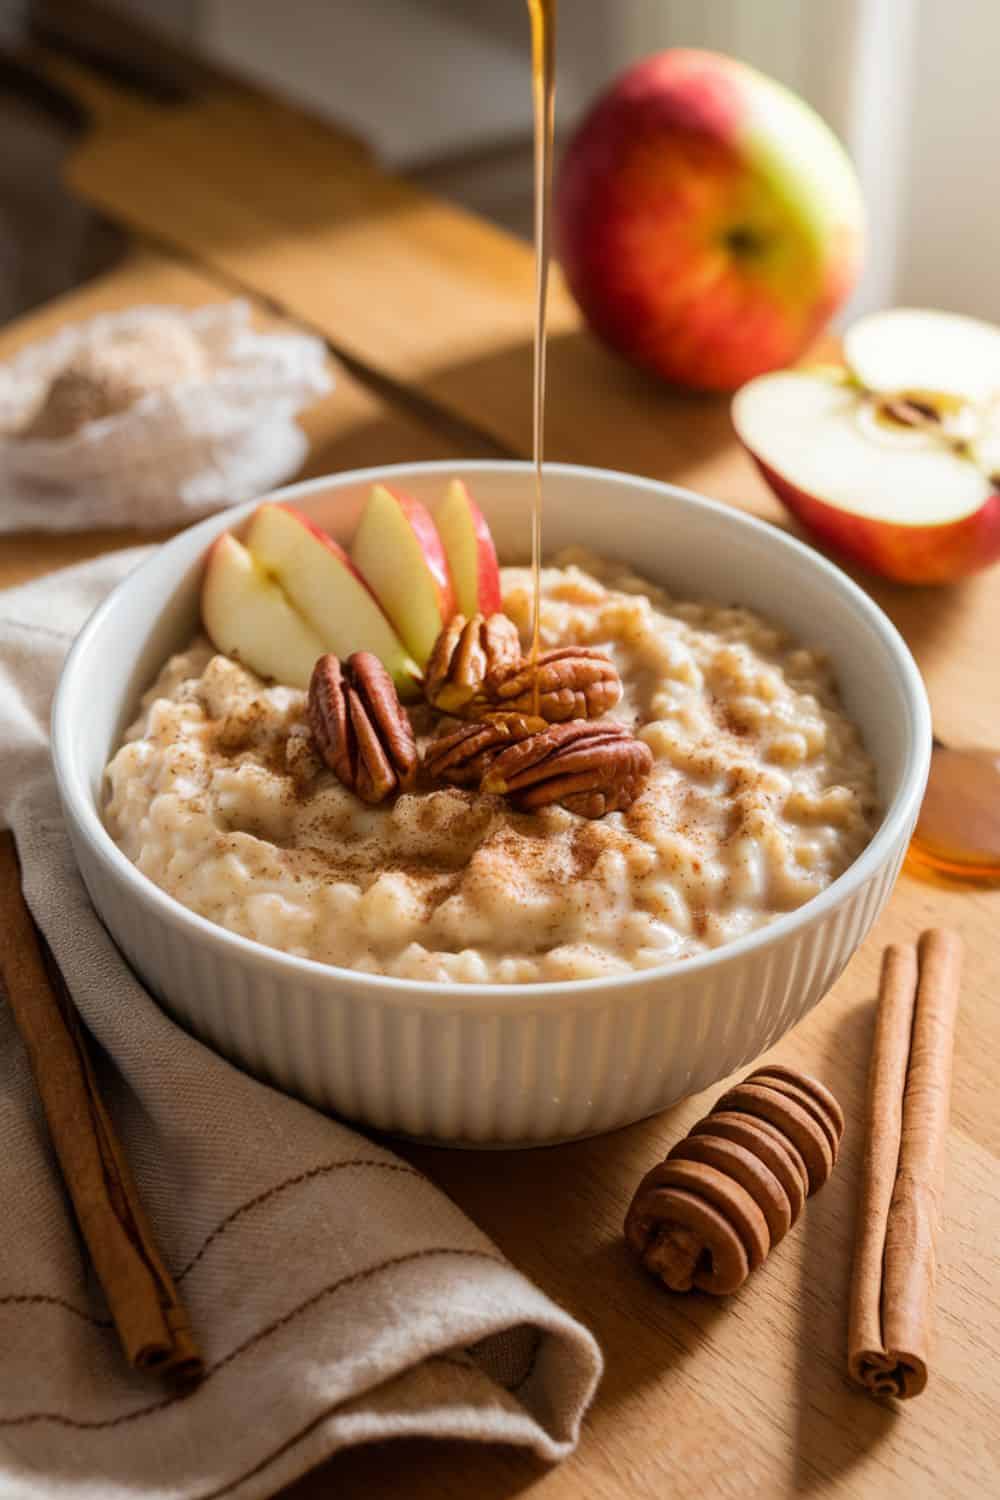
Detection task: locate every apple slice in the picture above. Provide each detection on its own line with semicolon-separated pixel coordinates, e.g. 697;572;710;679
350;484;456;665
732;369;1000;584
201;533;326;688
434;479;502;617
845;308;1000;405
245;502;421;698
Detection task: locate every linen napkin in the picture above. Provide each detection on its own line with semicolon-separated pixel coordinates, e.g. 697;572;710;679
0;303;331;533
0;550;602;1500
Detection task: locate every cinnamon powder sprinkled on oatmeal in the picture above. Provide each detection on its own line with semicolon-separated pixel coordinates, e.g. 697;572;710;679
104;555;879;981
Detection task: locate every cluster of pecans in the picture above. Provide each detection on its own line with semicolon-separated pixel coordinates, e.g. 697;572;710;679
305;611;653;819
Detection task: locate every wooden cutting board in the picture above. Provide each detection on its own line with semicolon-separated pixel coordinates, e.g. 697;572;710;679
5;55;999;1500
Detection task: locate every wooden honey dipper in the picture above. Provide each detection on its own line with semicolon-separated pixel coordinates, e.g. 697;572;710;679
625;1065;844;1295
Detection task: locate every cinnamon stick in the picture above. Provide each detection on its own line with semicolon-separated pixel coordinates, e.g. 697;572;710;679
0;832;202;1381
848;929;962;1398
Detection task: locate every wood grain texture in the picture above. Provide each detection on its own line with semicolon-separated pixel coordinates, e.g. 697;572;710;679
3;78;998;1500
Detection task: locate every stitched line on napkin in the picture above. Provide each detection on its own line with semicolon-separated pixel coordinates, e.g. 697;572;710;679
186;1353;495;1500
0;1246;508;1429
0;1156;424;1329
0;618;76;643
0;1292;104;1321
175;1157;423;1281
511;1331;543;1392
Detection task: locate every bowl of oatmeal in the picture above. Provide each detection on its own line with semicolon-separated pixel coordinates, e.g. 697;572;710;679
52;462;931;1144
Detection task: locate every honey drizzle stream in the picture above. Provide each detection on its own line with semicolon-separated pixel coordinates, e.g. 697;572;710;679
527;0;556;714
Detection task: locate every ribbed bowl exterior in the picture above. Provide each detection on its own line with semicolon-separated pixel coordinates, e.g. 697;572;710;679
67;814;913;1146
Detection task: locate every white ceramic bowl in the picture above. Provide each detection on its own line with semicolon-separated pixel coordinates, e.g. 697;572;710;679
52;462;931;1146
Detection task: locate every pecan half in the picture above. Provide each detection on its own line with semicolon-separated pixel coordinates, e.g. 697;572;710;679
423;712;547;787
307;652;417;804
487;646;622;723
481;720;653;819
424;612;522;716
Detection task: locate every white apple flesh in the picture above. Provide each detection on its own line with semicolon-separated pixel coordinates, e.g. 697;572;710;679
245;503;421;698
845;308;1000;405
733;369;1000;584
350;484;456;665
434;479;502;617
201;533;327;688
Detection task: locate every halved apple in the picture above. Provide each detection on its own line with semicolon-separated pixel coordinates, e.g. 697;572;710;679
434;479;502;617
733;367;1000;585
201;533;326;688
350;484;456;664
245;502;421;698
844;308;1000;405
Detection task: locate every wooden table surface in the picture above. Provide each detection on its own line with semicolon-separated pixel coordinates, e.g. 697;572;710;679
3;60;998;1500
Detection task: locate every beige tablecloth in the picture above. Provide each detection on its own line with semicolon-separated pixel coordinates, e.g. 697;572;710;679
0;550;601;1500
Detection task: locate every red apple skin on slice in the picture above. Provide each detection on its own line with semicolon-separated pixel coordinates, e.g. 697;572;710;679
202;533;327;688
245;502;422;698
350;484;456;666
747;454;1000;585
434;479;502;617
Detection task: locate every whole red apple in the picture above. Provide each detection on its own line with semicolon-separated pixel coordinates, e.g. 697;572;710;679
555;49;865;392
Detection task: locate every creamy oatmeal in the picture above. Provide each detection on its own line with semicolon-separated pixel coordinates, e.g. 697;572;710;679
104;551;879;983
